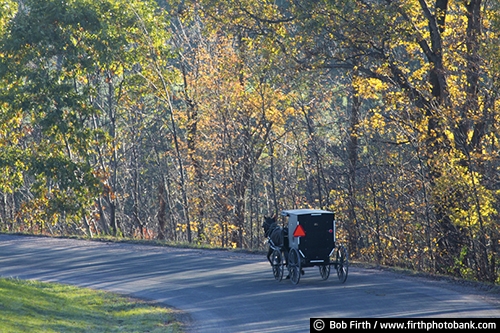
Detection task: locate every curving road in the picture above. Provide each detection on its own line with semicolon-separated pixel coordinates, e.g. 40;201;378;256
0;234;499;332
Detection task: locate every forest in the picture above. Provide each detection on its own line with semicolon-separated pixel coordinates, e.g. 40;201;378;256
0;0;499;283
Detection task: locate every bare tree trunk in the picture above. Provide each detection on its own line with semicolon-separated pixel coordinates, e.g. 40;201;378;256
268;136;278;216
170;109;192;243
96;197;110;235
346;74;360;256
301;104;324;208
1;193;7;231
132;160;144;239
182;66;205;243
82;215;93;238
157;182;167;240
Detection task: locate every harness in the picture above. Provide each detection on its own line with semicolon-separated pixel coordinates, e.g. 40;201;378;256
266;224;284;249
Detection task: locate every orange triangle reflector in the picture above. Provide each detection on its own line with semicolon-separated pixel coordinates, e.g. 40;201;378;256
293;225;306;237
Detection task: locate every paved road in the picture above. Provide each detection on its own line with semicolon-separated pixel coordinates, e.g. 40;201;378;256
0;234;499;332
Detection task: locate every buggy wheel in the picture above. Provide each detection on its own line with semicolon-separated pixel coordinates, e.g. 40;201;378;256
319;265;330;280
336;244;349;283
288;248;301;285
271;249;284;281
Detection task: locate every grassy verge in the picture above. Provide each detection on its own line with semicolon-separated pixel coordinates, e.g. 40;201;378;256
0;277;184;333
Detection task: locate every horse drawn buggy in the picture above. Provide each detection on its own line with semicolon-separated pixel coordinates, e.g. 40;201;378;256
263;209;348;285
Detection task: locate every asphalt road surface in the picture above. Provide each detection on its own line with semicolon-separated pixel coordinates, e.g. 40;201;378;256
0;234;499;332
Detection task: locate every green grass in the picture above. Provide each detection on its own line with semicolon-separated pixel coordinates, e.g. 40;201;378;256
0;278;183;333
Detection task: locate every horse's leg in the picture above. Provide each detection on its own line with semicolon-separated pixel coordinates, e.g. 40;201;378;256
283;246;290;279
267;247;273;265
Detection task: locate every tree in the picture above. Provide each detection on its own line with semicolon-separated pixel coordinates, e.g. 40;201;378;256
0;0;173;236
0;0;20;231
203;0;500;280
0;0;106;233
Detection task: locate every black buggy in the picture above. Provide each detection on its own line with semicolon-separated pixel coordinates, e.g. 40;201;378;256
265;209;348;285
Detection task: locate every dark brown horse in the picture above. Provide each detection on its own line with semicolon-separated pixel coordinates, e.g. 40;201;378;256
263;215;305;279
262;215;288;265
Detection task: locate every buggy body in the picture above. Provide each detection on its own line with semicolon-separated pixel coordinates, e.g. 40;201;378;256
283;209;335;266
268;209;348;284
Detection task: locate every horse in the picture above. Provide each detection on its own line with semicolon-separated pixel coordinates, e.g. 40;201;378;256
262;215;288;265
263;215;304;278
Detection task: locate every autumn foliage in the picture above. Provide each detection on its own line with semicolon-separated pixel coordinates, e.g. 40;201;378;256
0;0;499;283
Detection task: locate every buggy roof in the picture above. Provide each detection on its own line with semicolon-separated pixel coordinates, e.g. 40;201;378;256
281;209;334;216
